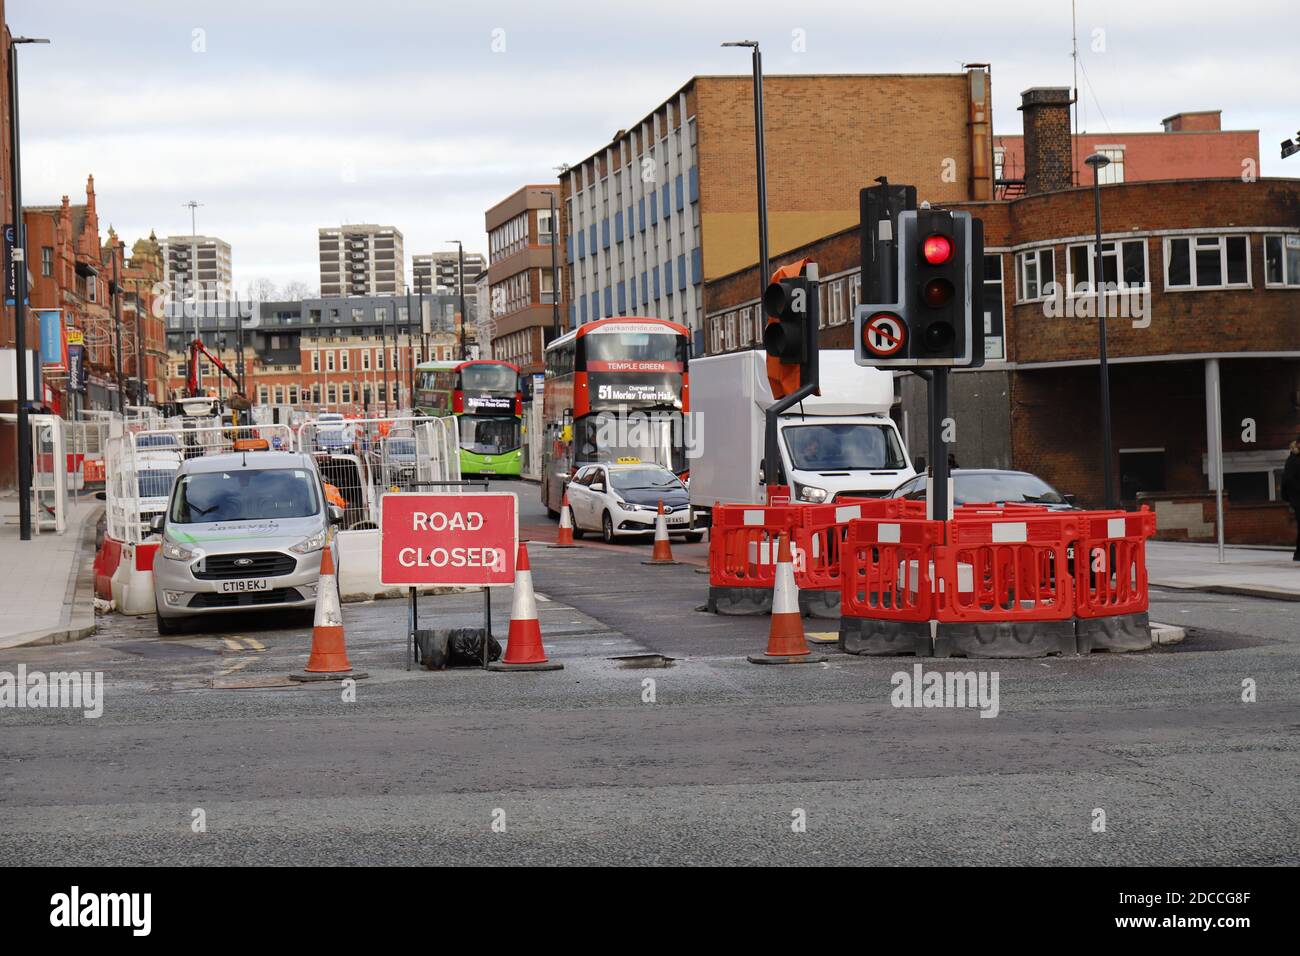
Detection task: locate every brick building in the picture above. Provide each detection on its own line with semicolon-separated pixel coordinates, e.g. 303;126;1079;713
562;68;994;351
994;107;1259;198
704;87;1300;545
164;294;463;414
484;184;566;375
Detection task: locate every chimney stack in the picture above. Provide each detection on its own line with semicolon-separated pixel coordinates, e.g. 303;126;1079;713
1019;87;1074;194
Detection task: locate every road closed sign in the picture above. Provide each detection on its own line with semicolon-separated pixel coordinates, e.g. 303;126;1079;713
379;492;518;587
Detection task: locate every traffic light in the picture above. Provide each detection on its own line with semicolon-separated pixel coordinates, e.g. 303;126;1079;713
854;207;984;368
763;259;820;398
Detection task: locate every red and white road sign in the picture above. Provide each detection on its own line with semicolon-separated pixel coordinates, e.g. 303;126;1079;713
379;492;518;587
863;313;907;357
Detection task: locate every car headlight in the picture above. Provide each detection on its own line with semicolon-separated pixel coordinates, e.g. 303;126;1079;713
289;530;327;554
797;484;829;503
162;538;196;561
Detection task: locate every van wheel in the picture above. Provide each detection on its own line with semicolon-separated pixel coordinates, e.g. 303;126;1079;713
156;613;182;636
602;511;615;544
684;532;703;544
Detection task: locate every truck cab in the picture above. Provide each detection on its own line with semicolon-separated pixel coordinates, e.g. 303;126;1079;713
688;349;914;512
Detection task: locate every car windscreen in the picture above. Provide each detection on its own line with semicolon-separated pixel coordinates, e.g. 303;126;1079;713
385;439;416;457
135;434;177;448
783;423;907;471
169;468;321;523
955;473;1064;504
138;469;177;499
609;468;683;492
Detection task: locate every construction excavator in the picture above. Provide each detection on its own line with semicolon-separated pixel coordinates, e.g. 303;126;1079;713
185;337;250;425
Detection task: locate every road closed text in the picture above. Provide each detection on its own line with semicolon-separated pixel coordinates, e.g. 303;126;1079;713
396;545;506;571
379;494;518;587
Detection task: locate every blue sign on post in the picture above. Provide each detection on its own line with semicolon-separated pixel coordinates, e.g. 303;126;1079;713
4;223;16;306
37;309;64;369
67;344;86;393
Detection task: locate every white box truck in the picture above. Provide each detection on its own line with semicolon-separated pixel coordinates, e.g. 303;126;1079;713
688;349;914;515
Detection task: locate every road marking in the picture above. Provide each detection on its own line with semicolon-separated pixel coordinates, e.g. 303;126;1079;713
221;638;244;652
217;658;252;678
243;637;266;651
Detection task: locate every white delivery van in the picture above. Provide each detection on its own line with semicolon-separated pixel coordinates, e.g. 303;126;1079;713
688;349;913;515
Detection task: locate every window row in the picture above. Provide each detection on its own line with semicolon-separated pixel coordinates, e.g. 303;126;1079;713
1013;233;1300;301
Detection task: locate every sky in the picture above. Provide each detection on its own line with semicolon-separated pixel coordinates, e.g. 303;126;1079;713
11;0;1296;292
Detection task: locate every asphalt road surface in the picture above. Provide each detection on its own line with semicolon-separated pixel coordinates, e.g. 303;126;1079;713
2;478;1297;865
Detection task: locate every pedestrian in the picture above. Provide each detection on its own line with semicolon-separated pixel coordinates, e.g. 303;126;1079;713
1283;435;1300;562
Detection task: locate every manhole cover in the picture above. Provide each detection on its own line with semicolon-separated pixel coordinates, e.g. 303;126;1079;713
609;654;675;669
111;641;219;660
210;675;298;689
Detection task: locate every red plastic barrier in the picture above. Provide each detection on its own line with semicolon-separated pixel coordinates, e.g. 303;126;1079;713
840;515;944;622
938;511;1079;623
135;541;161;571
1074;508;1157;619
708;504;802;590
95;537;123;600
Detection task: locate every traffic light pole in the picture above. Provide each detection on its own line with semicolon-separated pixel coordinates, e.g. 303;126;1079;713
927;368;950;521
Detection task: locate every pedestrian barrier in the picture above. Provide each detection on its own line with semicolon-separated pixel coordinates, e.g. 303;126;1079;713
707;497;927;618
932;511;1078;658
1073;509;1157;653
836;504;1159;658
839;514;944;656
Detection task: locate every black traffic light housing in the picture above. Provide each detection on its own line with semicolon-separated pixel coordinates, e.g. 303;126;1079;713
762;263;820;397
854;207;984;368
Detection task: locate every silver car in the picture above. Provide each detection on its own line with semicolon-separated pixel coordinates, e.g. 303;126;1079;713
151;449;342;634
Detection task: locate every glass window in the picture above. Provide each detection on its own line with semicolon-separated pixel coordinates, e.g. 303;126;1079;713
1264;234;1300;287
1165;235;1251;289
169;468;321;523
1096;147;1125;185
782;423;907;471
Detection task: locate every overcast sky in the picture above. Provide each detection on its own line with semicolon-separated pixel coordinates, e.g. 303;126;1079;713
12;0;1295;291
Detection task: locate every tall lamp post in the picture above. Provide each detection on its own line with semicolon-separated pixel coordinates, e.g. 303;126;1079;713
1085;152;1117;510
446;240;466;359
543;189;561;339
722;40;769;297
8;36;50;541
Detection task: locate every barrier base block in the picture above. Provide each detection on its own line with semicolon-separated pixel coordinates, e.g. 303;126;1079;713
1076;611;1151;654
934;619;1076;659
706;585;772;616
747;652;829;665
839;617;932;657
289;671;369;682
799;589;841;620
486;660;564;672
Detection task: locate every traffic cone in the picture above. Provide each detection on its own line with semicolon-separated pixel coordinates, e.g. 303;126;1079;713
642;499;680;565
748;532;827;665
488;542;563;671
292;542;368;681
550;494;577;548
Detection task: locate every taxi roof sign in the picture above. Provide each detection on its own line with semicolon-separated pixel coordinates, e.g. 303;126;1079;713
615;456;642;464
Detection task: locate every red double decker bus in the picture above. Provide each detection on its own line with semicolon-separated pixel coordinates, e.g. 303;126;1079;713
540;317;690;517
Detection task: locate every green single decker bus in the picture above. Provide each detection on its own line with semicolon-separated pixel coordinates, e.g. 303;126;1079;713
414;359;524;477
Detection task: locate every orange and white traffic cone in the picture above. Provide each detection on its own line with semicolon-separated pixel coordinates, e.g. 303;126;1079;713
292;542;368;681
488;542;563;671
550;493;577;548
642;499;680;565
748;531;827;665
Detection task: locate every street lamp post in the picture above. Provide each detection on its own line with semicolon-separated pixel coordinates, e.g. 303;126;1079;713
9;36;50;541
111;244;125;412
723;40;769;296
446;241;466;359
1085;152;1116;510
545;190;560;338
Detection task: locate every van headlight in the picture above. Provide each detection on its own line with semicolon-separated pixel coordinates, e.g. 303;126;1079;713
289;530;327;555
796;484;828;503
162;538;196;561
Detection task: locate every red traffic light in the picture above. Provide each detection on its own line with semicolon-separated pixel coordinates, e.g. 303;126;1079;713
922;234;953;265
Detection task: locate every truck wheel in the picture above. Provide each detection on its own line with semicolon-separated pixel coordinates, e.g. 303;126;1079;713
602;511;615;543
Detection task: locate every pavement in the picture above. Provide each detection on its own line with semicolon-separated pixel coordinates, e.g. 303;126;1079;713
1;481;1297;866
1146;540;1300;601
0;493;101;650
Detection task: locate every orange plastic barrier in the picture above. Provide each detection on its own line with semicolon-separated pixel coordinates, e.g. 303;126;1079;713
939;511;1078;624
840;515;944;623
1074;508;1157;619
